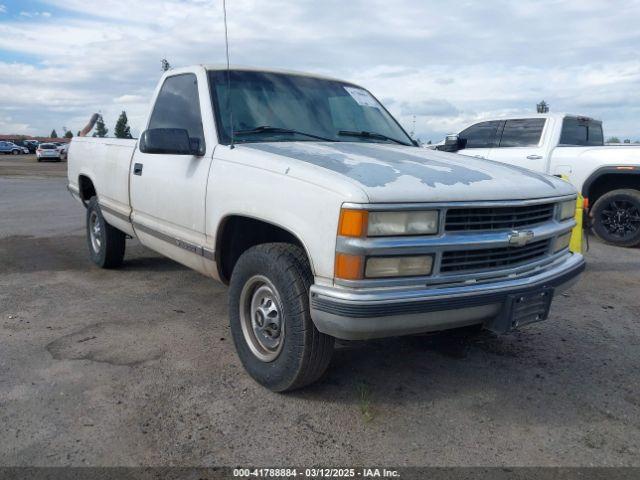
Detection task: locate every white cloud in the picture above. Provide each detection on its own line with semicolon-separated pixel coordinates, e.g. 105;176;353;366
0;4;6;14
0;114;30;134
113;94;146;104
19;10;53;18
0;0;639;140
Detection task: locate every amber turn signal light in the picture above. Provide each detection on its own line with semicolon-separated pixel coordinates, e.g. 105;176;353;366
338;209;368;237
335;253;364;280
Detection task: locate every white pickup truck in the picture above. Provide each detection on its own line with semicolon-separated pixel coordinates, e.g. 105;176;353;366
68;66;585;391
437;113;640;247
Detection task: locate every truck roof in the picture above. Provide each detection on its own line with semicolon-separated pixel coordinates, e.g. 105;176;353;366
202;64;347;83
488;112;601;122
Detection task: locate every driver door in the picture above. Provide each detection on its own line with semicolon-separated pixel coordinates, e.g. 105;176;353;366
130;71;214;273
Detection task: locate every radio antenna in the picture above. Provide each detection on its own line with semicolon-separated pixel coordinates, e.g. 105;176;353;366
223;0;234;149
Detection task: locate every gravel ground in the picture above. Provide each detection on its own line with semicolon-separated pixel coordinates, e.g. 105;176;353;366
0;158;639;467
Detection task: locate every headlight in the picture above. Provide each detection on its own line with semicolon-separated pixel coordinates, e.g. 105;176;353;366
365;255;434;278
367;210;439;236
558;199;576;221
338;208;440;237
553;231;572;253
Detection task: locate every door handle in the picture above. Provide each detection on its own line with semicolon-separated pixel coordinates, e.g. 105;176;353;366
526;155;543;160
133;163;143;176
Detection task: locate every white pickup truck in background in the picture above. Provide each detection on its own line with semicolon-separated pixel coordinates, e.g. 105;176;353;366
68;66;584;391
437;113;640;247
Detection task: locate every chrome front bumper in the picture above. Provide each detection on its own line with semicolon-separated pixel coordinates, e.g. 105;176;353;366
310;252;585;340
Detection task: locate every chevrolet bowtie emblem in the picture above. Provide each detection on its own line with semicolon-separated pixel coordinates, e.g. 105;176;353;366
508;230;535;247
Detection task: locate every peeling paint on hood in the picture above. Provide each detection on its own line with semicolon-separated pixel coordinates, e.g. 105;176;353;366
244;142;576;203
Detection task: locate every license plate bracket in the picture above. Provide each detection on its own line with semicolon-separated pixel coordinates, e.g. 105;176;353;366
486;287;554;334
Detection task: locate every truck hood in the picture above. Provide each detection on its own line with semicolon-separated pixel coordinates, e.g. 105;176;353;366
245;142;575;203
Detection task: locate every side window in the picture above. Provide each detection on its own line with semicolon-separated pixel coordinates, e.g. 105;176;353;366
148;74;204;145
499;119;545;147
459;121;501;148
559;117;604;146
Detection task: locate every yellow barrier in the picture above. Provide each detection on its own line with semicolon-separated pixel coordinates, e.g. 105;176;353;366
558;175;584;254
570;194;584;254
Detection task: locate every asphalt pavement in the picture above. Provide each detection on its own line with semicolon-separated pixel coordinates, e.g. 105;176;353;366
1;155;639;467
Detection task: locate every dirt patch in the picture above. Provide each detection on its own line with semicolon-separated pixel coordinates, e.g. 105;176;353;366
0;155;67;178
0;235;90;274
46;321;165;366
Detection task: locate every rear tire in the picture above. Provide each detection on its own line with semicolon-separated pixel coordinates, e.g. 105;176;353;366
86;196;126;268
591;189;640;247
228;243;334;392
11;149;19;155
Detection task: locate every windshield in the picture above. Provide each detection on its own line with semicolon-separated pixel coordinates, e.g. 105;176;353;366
209;70;413;146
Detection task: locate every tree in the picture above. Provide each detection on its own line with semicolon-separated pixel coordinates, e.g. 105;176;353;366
50;129;58;138
624;139;631;144
114;111;133;139
93;115;108;137
64;130;73;139
606;136;621;144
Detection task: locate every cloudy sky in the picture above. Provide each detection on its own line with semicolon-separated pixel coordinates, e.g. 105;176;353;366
0;0;639;141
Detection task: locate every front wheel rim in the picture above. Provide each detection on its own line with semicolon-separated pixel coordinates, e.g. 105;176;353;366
239;275;285;362
600;199;640;239
89;211;102;253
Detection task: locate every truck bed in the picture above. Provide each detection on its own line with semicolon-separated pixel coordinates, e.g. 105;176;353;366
67;136;137;234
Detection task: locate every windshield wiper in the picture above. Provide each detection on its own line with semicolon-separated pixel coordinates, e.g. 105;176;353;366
234;126;336;142
338;130;412;146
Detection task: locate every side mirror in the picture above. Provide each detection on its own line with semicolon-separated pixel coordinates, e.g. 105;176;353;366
436;134;465;152
139;128;204;156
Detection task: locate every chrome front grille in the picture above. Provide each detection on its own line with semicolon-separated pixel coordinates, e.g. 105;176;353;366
445;203;555;232
440;239;551;274
335;197;576;288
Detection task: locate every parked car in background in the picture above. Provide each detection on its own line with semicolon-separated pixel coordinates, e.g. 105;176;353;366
67;66;584;391
24;140;39;153
0;141;25;155
58;143;69;160
10;139;35;153
36;143;62;162
437;113;640;247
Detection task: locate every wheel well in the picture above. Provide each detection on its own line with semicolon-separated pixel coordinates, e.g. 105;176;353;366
78;175;96;204
215;216;309;284
586;173;640;206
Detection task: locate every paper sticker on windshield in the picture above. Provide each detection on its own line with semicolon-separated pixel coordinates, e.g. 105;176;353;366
344;87;381;109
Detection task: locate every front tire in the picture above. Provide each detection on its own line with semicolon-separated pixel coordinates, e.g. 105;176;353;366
86;197;126;268
229;243;334;392
11;149;19;155
592;189;640;247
